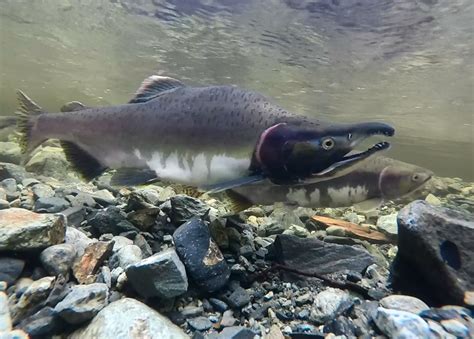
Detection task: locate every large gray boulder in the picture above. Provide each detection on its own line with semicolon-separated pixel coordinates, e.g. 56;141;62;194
68;298;189;339
393;200;474;306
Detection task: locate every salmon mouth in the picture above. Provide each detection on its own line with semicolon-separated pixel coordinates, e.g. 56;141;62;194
310;141;391;179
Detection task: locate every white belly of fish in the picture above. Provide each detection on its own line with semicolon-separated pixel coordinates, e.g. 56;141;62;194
135;149;251;185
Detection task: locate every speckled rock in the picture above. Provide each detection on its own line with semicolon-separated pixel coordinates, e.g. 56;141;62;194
0;208;65;251
310;288;354;324
109;244;142;270
379;295;429;314
40;244;77;276
55;283;109;325
68;298;188;339
374;307;431;339
126;249;188;298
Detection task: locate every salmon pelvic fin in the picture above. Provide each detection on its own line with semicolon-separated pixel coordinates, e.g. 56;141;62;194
15;90;45;153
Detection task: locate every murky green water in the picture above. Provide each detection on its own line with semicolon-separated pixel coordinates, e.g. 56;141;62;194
1;0;473;179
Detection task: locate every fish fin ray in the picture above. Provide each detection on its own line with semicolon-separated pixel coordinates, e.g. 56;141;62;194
61;101;88;112
353;198;383;212
110;168;159;187
200;174;266;193
15;90;45;153
173;185;204;198
221;190;254;215
129;75;185;104
60;141;106;181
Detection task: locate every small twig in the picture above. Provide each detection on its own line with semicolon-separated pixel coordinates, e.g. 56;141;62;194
253;262;372;300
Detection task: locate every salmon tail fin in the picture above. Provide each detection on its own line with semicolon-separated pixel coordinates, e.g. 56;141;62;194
15;90;44;153
60;141;107;181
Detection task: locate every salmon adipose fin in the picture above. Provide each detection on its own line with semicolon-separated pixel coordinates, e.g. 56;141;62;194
129;75;185;103
59;141;107;181
16;90;45;153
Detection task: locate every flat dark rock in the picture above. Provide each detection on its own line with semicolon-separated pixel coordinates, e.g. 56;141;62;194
393;200;474;306
274;234;374;275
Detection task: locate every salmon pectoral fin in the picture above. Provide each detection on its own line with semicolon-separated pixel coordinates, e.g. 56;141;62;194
109;168;159;187
60;141;107;181
200;174;266;193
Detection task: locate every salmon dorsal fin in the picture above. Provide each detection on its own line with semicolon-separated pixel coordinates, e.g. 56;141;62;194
60;141;107;181
129;75;185;104
61;101;88;112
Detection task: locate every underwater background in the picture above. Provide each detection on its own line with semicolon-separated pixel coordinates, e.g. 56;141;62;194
0;0;472;180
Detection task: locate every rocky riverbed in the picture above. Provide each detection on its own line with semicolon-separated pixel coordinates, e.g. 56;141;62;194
0;141;473;338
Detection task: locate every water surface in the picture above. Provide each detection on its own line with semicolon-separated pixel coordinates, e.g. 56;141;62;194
1;0;472;179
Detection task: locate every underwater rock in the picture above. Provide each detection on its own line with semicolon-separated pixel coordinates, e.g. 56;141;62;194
374;307;431;338
173;217;230;293
87;206;139;236
25;146;70;179
393;200;474;306
126;248;188;298
310;288;353;324
68;298;188;339
64;227;94;257
0;291;12;332
0;257;25;285
169;194;210;225
40;244;77;277
54;283;109;325
376;213;398;239
187;316;213;331
274;234;374;276
0;208;65;251
72;241;113;284
217;326;256;339
17;306;61;337
0;162;30;182
10;276;55;324
34;196;70;213
379;295;429;314
109;244;142;270
0;142;22;164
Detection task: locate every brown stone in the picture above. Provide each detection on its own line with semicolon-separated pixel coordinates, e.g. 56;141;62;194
73;241;114;284
0;208;65;251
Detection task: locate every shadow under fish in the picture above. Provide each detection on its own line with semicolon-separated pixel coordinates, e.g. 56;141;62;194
15;75;394;190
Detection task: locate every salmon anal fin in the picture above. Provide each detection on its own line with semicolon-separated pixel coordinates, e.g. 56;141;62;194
60;141;106;181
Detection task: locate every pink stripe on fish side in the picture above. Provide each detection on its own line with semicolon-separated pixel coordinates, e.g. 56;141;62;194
255;123;286;165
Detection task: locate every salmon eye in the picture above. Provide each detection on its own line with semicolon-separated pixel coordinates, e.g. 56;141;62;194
412;173;420;182
322;138;335;150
